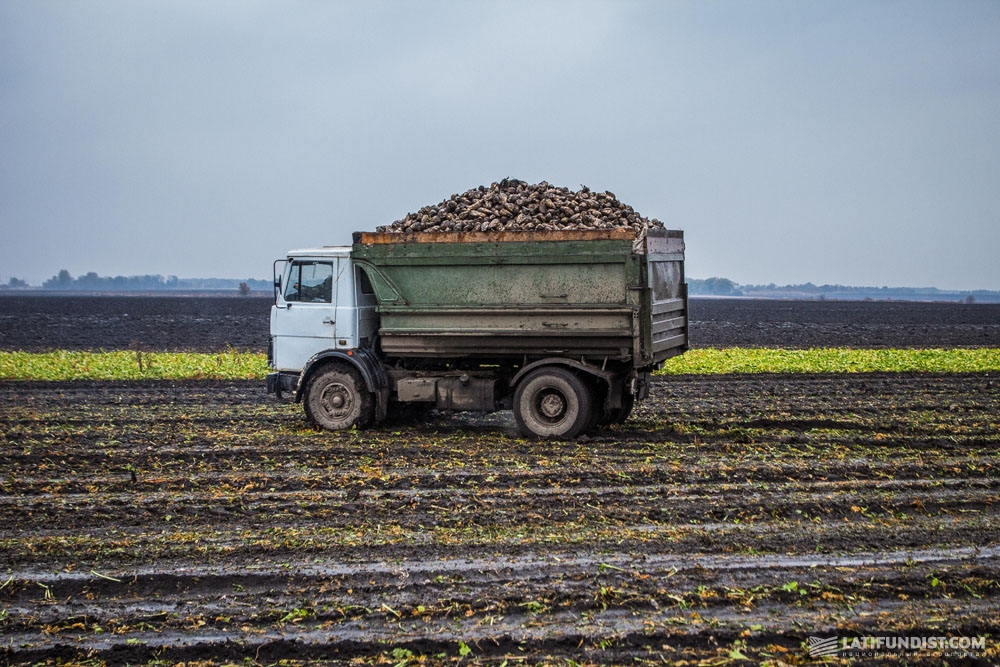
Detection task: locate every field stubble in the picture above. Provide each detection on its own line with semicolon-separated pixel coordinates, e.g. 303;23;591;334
1;373;999;665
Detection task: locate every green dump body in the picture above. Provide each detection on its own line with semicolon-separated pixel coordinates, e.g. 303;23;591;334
351;228;687;370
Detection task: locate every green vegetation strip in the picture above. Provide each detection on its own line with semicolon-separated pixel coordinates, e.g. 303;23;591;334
0;348;998;381
659;347;1000;375
0;350;268;380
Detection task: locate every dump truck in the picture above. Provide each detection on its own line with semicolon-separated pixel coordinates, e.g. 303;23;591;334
267;228;687;438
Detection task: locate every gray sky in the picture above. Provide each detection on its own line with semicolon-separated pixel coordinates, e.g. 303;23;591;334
2;0;999;290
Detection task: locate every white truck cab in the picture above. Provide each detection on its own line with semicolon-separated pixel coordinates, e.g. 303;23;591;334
269;247;379;376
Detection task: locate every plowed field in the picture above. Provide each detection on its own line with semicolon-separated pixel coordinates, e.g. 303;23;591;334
2;373;998;665
2;295;999;351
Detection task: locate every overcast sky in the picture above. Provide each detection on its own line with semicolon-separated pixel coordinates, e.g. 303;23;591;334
2;0;999;290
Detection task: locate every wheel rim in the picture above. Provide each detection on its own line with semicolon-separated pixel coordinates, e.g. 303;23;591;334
320;381;355;421
537;390;568;422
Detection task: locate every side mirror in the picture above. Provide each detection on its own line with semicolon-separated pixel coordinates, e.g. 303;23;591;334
272;259;287;305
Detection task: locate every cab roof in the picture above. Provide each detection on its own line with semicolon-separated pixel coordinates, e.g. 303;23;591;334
286;246;351;258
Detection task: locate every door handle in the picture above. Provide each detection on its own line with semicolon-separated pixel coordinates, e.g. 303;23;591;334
323;318;335;325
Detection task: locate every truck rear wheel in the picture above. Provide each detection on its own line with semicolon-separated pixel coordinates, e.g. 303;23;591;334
304;364;374;431
514;367;593;439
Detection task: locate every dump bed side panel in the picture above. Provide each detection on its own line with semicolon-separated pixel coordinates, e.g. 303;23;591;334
352;231;636;361
351;229;686;366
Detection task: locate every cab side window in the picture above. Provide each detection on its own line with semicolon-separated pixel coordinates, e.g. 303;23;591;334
284;261;334;303
356;266;377;305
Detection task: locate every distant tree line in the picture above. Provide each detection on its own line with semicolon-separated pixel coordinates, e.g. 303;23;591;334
688;277;743;296
689;277;1000;302
41;270;179;290
5;270;997;302
13;270;273;293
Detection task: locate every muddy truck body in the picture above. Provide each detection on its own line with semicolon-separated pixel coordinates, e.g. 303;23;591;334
267;228;687;438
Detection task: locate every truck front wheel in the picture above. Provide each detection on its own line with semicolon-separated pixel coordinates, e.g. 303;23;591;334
304;364;374;431
514;367;593;439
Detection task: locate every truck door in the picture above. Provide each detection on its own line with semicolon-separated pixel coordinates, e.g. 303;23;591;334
271;259;338;371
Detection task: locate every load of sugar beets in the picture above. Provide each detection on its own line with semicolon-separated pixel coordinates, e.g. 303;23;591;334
376;178;665;240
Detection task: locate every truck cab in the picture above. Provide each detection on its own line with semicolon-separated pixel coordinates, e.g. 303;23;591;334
268;248;379;392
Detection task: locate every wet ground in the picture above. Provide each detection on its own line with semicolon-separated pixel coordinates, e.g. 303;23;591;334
2;373;998;665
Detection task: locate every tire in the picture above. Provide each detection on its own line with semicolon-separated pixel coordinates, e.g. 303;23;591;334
303;364;374;431
513;367;593;439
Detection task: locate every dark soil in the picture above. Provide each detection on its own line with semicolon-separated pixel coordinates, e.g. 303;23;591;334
2;373;998;665
0;294;272;352
3;295;999;352
689;298;1000;348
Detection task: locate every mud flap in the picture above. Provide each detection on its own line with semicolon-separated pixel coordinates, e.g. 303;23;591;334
375;387;390;423
632;372;651;401
267;372;298;400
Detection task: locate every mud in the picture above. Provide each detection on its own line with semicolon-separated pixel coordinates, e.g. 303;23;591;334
2;373;998;665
